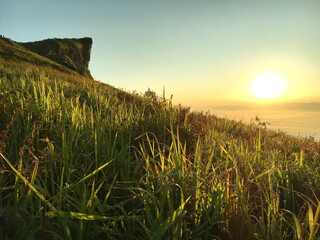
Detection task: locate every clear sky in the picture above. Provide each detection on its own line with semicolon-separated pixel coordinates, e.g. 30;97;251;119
1;0;320;106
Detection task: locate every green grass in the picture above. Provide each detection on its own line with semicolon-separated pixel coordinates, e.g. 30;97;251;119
0;37;80;76
20;37;93;78
1;61;320;239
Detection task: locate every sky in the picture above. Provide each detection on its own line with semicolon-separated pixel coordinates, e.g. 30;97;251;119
1;0;320;106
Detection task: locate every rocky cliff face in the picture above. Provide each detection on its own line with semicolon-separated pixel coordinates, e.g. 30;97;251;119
21;37;93;78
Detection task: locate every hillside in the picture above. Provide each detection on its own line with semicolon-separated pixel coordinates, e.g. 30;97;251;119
1;37;320;239
0;36;93;78
21;37;93;78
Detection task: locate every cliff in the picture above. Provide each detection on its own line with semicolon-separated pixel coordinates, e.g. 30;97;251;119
0;36;72;74
21;37;93;78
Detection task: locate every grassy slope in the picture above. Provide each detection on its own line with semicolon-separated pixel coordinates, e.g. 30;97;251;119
1;54;320;239
21;38;93;78
0;37;81;76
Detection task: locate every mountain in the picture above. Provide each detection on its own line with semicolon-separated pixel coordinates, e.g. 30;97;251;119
0;36;93;78
274;102;320;112
21;37;93;78
208;101;320;112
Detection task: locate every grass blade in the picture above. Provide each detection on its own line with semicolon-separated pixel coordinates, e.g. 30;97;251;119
152;196;190;240
0;152;56;211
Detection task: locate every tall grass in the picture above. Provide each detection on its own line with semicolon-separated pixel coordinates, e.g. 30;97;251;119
1;62;320;239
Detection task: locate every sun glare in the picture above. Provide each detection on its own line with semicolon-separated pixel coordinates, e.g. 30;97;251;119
251;72;285;99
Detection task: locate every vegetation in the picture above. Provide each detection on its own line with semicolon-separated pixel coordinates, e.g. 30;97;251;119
21;37;93;78
0;37;86;77
1;59;320;239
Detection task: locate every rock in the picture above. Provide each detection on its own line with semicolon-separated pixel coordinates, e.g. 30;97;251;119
21;37;93;78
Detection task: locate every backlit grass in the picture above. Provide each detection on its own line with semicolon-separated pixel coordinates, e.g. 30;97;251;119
1;62;320;239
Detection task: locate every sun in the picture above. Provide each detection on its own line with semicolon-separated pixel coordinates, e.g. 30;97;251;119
251;72;285;99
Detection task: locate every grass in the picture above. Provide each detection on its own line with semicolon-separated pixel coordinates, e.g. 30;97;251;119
20;37;93;78
0;37;80;76
0;61;320;239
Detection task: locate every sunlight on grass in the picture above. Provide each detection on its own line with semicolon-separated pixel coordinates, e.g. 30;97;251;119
0;62;320;239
